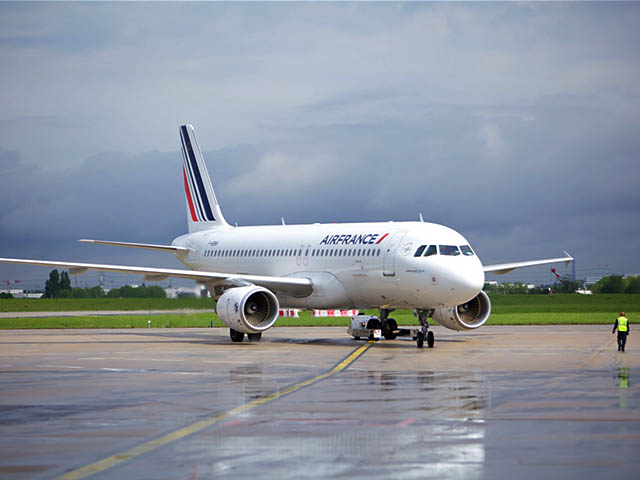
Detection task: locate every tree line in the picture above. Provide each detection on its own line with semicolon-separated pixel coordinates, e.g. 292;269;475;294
484;275;640;295
43;269;166;298
591;275;640;294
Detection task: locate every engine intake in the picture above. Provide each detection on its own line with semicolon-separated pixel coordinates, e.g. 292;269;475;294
216;286;280;334
432;291;491;331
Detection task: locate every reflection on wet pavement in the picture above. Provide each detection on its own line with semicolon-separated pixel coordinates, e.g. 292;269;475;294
1;327;639;480
618;367;630;409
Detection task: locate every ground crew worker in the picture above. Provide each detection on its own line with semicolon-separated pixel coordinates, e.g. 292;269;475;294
612;312;629;352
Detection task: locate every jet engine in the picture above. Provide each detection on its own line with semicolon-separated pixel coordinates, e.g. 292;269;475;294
431;291;491;331
216;285;280;334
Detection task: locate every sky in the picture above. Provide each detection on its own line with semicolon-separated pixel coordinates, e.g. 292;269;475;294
1;1;639;291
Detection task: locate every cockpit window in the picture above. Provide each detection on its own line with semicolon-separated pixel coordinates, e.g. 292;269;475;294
439;245;460;256
460;245;474;256
414;245;426;257
424;245;437;257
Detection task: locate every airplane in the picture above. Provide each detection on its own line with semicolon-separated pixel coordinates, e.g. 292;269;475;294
0;125;573;348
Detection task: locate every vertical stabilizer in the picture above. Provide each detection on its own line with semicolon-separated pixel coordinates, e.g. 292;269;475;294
179;124;230;232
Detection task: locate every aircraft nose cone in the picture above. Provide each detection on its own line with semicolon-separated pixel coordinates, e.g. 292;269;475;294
446;264;485;303
463;266;485;292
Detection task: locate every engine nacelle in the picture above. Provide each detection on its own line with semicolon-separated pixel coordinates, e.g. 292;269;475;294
216;286;280;334
432;291;491;331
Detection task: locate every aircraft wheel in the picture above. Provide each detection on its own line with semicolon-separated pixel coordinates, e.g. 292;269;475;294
247;332;262;342
366;318;382;330
416;331;424;349
383;318;398;340
427;331;435;348
230;329;245;343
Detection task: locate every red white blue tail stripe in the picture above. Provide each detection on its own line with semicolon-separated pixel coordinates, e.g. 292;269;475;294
180;125;215;222
179;125;228;231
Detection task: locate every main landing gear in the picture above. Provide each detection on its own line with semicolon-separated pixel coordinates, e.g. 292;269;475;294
229;329;263;343
415;309;435;349
349;311;433;348
379;308;398;340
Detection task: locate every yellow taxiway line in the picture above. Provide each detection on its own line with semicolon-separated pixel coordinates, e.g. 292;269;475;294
58;341;374;480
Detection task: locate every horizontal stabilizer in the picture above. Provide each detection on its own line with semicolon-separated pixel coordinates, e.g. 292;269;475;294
79;239;190;253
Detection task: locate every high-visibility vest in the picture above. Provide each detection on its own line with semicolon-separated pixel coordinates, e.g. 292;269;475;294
617;316;628;332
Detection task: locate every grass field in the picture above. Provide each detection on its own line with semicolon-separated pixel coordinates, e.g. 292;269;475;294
0;297;212;312
0;294;637;329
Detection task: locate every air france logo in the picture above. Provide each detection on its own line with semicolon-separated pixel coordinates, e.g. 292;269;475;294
319;233;388;246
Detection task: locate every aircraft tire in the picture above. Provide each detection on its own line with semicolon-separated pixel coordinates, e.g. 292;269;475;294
416;331;424;349
247;332;262;342
230;329;245;343
366;318;382;330
383;318;398;340
427;331;434;348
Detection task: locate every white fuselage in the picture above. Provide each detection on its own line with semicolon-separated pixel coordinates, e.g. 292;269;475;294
172;221;485;310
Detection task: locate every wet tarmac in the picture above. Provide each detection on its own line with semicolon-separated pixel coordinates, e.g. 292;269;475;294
1;325;639;479
0;309;215;318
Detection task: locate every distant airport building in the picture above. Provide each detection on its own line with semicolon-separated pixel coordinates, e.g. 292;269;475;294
0;289;23;296
0;289;43;299
164;286;209;299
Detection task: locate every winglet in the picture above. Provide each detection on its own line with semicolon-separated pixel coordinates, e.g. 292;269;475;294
563;250;573;268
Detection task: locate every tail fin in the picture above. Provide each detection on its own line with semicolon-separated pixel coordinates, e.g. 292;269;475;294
179;124;229;232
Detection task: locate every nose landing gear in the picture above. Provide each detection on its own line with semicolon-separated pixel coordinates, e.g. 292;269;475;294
415;309;435;349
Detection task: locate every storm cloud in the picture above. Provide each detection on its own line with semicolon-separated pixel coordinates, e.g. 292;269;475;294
1;2;639;288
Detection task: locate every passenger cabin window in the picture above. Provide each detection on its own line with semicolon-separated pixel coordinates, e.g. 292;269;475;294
440;245;460;256
424;245;437;257
414;245;427;257
461;245;474;256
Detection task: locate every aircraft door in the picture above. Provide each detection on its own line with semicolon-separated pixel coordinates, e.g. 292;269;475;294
383;231;407;277
303;245;310;266
296;245;304;266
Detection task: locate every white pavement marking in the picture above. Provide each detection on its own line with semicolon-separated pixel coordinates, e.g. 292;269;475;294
36;365;84;369
273;363;316;368
201;360;254;364
98;367;206;376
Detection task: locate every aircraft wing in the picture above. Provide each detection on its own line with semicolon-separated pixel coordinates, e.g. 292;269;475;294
0;258;313;297
483;252;573;275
